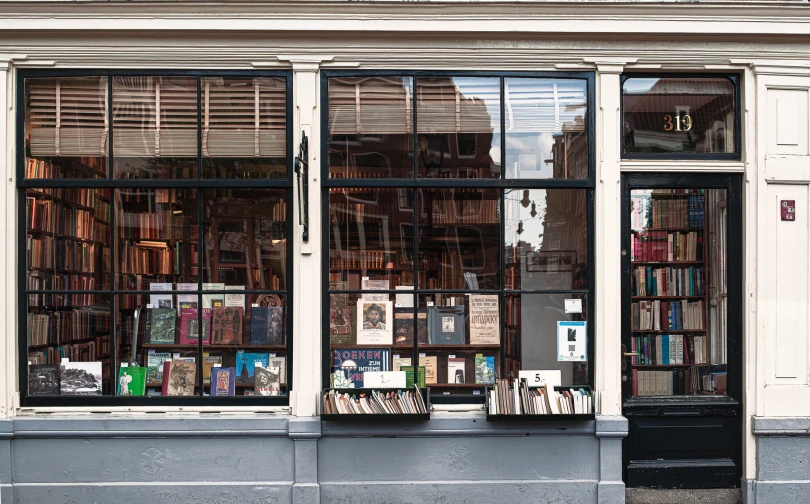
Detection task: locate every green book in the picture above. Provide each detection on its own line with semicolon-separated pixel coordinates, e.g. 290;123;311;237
146;352;171;385
148;308;177;344
400;366;426;388
117;366;147;396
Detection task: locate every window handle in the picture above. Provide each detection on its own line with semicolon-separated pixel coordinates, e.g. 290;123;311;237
294;131;309;243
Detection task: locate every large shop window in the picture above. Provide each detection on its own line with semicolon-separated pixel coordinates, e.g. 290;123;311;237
20;72;293;405
322;73;594;401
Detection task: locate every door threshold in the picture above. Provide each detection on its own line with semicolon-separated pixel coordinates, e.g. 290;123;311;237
626;488;741;504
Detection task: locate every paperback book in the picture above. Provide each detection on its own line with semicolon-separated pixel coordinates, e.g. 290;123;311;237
250;306;284;345
28;364;59;396
329;305;355;345
475;354;495;384
210;367;236;396
60;361;102;396
211;306;244;345
161;361;196;396
179;308;212;345
331;348;390;388
149;282;173;309
146;352;172;384
236;351;269;384
147;308;177;344
254;365;281;396
427;306;465;345
117;366;147;396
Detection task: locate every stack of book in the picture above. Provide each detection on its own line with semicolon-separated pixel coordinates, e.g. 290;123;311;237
322;387;428;415
488;379;592;415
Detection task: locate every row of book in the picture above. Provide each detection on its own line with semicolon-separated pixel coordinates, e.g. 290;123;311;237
26;158;105;180
144;352;286;391
631;368;726;396
28;199;95;241
140;306;285;347
118;188;184;204
120;244;174;275
505;295;520;326
322;387;428;415
94;221;110;243
635;195;705;230
27;309;111;346
94;199;110;221
632;300;705;331
29;337;110;364
29;187;99;208
430;199;499;224
632;266;705;297
27;278;99;306
330;251;393;270
631;334;708;366
118;210;181;240
487;379;593;415
631;231;703;262
329;203;403;224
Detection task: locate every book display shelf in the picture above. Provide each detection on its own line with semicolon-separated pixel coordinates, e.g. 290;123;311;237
486;384;595;421
629;189;728;397
321;387;430;421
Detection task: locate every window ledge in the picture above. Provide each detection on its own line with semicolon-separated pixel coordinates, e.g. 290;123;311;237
16;406;292;416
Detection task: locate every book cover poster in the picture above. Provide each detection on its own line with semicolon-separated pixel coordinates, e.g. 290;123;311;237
331;348;390;388
211;306;244;345
211;367;236;396
428;306;465;345
117;366;146;396
146;352;171;384
469;295;500;345
557;321;587;362
475;354;495;384
254;365;281;396
162;361;196;396
60;362;102;396
419;355;438;385
329;305;355;345
148;308;177;344
236;351;269;383
29;364;59;396
356;300;393;345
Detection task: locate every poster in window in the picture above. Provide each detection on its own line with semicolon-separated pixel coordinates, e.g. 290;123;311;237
469;294;500;345
557;321;587;362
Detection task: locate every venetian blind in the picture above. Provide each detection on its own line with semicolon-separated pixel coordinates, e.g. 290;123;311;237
202;77;286;158
505;79;586;133
112;76;197;157
27;77;109;157
416;78;500;134
328;77;412;135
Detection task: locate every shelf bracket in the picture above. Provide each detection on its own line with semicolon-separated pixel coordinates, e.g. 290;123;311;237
294;131;309;243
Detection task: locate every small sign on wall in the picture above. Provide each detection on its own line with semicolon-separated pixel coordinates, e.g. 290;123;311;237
781;200;796;221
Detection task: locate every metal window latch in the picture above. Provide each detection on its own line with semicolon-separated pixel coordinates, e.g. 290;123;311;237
294;131;309;243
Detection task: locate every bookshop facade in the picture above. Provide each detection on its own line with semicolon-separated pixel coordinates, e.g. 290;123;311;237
0;2;810;503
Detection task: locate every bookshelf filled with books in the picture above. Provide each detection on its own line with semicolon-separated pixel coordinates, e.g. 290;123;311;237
628;189;728;397
321;387;430;420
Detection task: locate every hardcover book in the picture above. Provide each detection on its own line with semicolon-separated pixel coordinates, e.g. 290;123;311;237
329;305;355;345
400;365;426;388
254;365;281;396
210;367;236;396
448;357;466;384
393;308;428;346
250;306;284;345
117;366;147;396
419;355;438;385
268;356;286;385
60;361;102;396
211;306;244;345
146;352;172;384
28;364;59;396
331;348;390;388
475;354;495;384
161;361;196;396
148;308;177;344
356;300;393;345
178;308;212;345
469;295;500;345
427;306;466;345
236;351;269;384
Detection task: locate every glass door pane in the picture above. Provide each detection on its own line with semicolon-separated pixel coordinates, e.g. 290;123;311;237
629;187;728;397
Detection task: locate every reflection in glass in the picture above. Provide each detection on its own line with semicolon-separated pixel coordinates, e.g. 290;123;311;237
202;189;287;289
114;189;199;289
504;189;588;290
328;188;414;289
629;188;728;396
416;77;500;179
623;77;735;155
202;77;287;179
418;188;500;290
328;76;414;179
113;76;198;179
504;78;588;179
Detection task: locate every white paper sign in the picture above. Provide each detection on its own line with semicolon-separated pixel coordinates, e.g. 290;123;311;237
564;299;582;314
363;371;407;388
557;321;587;362
518;370;562;388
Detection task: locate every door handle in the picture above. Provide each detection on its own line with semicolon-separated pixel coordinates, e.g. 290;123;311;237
623;352;639;357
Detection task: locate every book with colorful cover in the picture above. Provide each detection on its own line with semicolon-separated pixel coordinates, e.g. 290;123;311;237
161;361;196;396
178;308;212;345
203;354;222;382
400;365;426;388
146;351;172;384
254;365;281;396
210;306;244;345
329;305;355;345
331;348;390;388
236;351;269;383
117;366;147;396
475;354;495;384
249;306;284;345
176;283;198;315
210;367;236;396
147;308;176;344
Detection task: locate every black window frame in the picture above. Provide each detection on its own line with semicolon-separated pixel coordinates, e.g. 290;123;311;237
621;72;742;161
320;70;596;403
17;68;295;407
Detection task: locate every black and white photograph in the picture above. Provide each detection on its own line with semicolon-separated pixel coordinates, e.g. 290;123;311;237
60;361;103;396
28;364;60;396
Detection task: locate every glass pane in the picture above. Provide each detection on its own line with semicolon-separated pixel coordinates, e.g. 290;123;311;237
328;188;414;290
202;189;287;289
417;293;500;394
116;294;199;397
507;293;588;385
504;78;588;179
417;188;500;290
328;76;414;179
202;77;286;179
113;76;198;179
27;295;112;396
26;188;111;292
629;188;728;396
202;294;288;397
416;77;500;179
25;76;108;180
329;293;404;388
115;189;199;289
504;189;588;290
623;77;736;155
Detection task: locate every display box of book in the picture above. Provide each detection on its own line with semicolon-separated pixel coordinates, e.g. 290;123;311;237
321;387;430;421
486;381;594;421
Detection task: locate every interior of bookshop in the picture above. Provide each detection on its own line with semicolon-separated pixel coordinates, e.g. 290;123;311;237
23;74;291;400
324;75;593;415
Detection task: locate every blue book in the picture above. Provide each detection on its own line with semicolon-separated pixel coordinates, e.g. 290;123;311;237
210;367;236;396
236;351;269;383
331;348;390;388
250;307;284;345
662;335;670;364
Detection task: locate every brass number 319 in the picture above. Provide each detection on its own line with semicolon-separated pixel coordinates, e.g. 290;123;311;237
664;114;693;132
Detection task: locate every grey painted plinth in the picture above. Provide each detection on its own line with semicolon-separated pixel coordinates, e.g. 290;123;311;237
750;416;810;504
0;413;627;504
